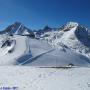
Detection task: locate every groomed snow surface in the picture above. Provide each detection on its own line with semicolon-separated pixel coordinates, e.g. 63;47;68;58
0;67;90;90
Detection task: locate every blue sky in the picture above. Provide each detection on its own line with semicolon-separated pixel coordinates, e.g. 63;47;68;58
0;0;90;30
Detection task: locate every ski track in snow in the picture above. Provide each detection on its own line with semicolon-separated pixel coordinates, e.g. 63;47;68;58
19;49;54;65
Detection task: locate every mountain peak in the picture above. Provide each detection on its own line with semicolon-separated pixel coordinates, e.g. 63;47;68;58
65;22;79;28
14;21;22;25
0;22;35;37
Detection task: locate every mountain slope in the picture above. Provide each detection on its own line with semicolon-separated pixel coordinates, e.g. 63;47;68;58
39;22;90;58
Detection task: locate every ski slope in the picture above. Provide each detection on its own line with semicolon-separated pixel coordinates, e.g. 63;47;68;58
17;38;90;67
0;34;90;67
25;48;90;67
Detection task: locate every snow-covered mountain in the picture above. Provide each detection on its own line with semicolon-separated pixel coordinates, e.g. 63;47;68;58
0;22;90;90
0;21;90;67
0;22;35;37
35;25;58;38
39;22;90;58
